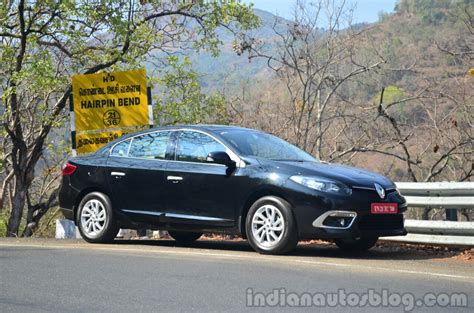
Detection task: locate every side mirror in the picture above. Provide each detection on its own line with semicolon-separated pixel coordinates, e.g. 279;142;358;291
207;151;236;167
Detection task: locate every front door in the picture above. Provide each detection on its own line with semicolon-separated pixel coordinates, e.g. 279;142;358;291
164;130;237;227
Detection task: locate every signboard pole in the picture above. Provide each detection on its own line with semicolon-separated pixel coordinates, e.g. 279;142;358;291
69;93;77;156
147;86;153;129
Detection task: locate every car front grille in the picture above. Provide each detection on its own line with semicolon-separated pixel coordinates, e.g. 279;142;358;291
358;214;404;231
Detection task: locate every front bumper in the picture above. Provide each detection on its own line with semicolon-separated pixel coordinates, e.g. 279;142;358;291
290;187;408;240
304;211;407;239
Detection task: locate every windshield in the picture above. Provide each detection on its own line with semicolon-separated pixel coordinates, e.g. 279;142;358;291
219;129;318;162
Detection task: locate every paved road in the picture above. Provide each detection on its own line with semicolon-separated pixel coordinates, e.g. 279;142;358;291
1;239;473;312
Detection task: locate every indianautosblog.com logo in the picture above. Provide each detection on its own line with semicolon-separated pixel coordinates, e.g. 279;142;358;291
246;288;468;312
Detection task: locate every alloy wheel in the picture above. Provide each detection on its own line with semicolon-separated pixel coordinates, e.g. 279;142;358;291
251;204;285;249
80;199;107;237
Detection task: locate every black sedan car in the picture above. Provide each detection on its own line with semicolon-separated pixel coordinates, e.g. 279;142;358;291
59;125;407;254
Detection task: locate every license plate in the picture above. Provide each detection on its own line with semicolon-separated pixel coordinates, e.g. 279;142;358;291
371;203;398;214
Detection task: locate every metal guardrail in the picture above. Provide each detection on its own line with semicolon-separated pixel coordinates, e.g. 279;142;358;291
381;182;474;246
405;220;474;236
396;182;474;209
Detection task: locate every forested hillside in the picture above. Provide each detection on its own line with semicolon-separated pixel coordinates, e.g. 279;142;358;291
185;0;472;185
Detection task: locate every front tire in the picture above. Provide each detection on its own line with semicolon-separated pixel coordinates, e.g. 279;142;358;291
334;237;378;251
246;196;298;255
76;192;119;243
168;231;202;244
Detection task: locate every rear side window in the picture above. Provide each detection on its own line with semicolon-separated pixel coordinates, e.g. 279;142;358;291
110;139;130;157
176;131;225;163
129;131;171;159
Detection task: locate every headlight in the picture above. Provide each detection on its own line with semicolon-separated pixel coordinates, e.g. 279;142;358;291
289;176;352;195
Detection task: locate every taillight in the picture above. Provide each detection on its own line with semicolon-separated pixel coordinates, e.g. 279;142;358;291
62;163;77;176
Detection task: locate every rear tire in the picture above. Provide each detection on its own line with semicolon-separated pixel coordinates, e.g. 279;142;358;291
334;237;378;251
76;192;119;243
168;231;202;244
246;196;298;255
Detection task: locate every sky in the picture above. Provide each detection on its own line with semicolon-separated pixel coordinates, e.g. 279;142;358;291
242;0;398;24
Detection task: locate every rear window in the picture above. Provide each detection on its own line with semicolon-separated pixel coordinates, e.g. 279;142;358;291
110;139;130;157
128;132;171;159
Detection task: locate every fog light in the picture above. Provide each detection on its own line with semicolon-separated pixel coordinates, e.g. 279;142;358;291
312;210;357;229
322;216;354;228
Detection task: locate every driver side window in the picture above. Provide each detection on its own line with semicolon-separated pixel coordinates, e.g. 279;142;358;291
175;131;225;163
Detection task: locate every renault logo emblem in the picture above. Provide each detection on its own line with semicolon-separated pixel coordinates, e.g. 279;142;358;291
375;183;385;199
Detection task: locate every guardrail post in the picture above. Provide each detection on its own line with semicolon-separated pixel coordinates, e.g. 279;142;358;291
446;209;458;221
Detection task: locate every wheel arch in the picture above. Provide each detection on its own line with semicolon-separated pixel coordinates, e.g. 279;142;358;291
73;186;110;221
238;186;296;238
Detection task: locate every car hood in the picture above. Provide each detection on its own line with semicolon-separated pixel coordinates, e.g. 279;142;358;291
257;159;396;189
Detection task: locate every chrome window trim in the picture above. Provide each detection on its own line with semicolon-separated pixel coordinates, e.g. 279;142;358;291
108;128;245;168
167;159;226;167
109;155;227;167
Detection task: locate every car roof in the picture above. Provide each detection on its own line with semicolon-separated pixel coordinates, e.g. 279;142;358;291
97;124;255;153
123;124;253;138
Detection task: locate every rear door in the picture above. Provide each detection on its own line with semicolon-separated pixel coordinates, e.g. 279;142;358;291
107;131;172;219
164;130;237;226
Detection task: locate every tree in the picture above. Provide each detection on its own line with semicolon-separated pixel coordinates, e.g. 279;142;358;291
337;0;473;186
154;56;228;125
228;0;472;223
0;0;258;236
240;0;384;159
317;0;473;219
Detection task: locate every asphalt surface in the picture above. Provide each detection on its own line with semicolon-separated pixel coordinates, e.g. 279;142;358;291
1;238;473;313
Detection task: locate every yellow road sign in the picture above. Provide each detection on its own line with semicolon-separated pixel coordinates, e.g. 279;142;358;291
72;69;149;132
75;129;133;155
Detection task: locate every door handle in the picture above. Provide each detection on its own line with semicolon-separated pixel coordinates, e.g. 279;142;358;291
167;175;183;182
111;171;126;177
